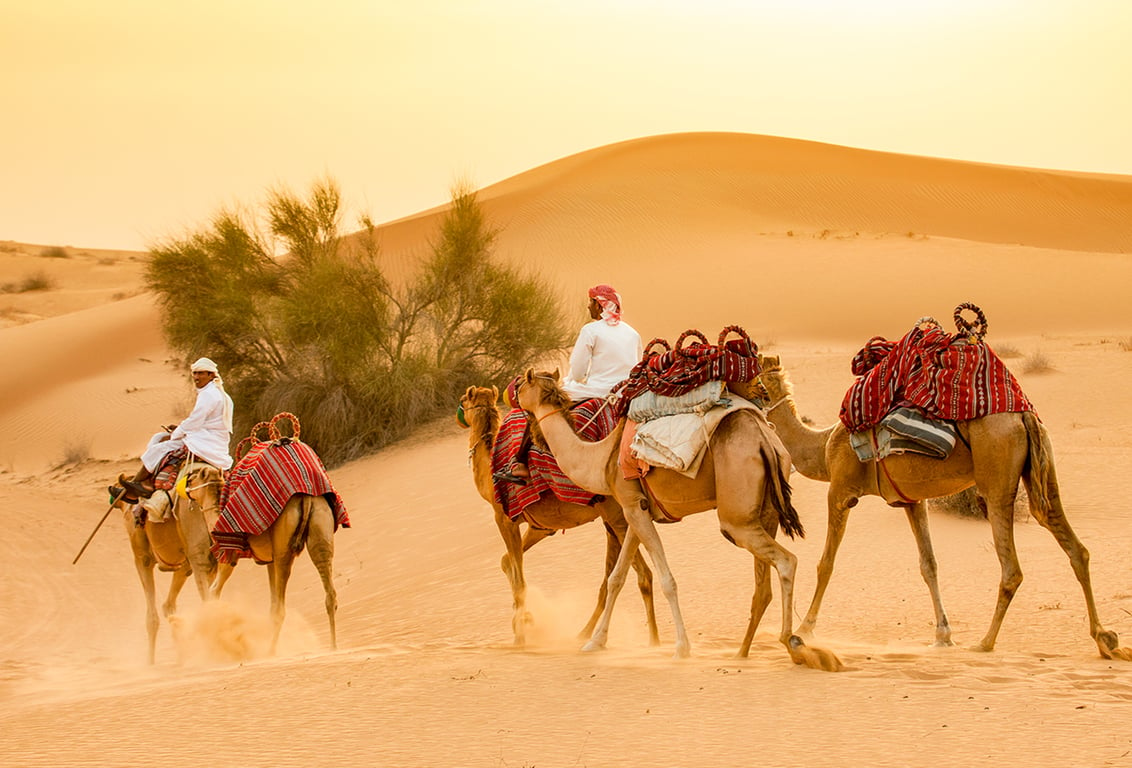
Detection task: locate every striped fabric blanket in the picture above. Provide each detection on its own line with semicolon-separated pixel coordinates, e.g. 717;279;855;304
840;323;1034;433
610;327;761;419
492;398;618;520
212;438;349;561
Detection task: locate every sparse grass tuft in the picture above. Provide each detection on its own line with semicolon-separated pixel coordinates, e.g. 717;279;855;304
1022;350;1054;374
40;245;70;258
61;436;92;465
993;342;1021;358
1119;337;1132;352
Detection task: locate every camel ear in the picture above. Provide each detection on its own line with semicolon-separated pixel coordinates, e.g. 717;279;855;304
523;368;534;382
552;367;560;380
465;385;475;399
762;354;780;369
491;385;499;402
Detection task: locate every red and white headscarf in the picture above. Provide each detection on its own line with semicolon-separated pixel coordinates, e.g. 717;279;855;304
588;284;622;325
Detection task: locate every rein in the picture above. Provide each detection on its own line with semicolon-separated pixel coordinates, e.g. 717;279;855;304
764;395;791;413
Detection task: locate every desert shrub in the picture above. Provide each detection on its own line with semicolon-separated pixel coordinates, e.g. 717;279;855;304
40;245;70;258
1119;338;1132;352
1022;350;1054;374
61;436;92;465
928;486;1029;521
993;342;1021;358
147;178;568;466
2;270;55;293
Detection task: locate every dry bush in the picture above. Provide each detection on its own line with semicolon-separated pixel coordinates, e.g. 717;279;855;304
148;178;568;466
61;436;92;465
2;270;54;293
928;486;1030;521
1022;350;1054;374
39;245;70;258
1119;338;1132;352
993;342;1022;358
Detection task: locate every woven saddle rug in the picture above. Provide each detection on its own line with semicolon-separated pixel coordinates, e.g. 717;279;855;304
492;398;619;521
610;328;761;419
212;438;349;562
840;322;1034;435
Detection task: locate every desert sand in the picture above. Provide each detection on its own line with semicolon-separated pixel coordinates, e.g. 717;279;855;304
2;133;1132;767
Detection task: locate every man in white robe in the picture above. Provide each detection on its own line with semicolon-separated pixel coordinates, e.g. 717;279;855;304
119;357;234;499
495;284;641;484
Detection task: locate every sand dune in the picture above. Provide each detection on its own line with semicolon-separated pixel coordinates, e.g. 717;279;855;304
2;134;1132;767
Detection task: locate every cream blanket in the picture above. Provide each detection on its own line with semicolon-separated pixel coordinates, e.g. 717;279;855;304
631;395;764;478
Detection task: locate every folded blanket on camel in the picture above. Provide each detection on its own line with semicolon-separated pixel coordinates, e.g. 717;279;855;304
492;397;619;520
627;380;728;423
212;438;349;562
848;406;959;461
840;322;1034;434
630;394;766;478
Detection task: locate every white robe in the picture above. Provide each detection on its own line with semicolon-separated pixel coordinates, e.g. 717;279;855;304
141;380;234;471
562;319;643;400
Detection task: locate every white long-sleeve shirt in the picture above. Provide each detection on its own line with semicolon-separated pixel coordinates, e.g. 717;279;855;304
562;319;643;400
143;379;234;471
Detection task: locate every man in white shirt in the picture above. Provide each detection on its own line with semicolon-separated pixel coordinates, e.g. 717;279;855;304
119;357;235;499
496;284;642;484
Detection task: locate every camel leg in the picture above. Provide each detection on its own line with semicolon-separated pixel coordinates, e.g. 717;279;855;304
124;516;161;664
718;518;798;649
210;561;236;599
162;566;190;619
266;549;297;655
738;558;772;658
583;523;640;652
579;523;620;641
589;497;691;658
973;491;1023;652
581;523;659;646
799;491;852;638
1021;471;1125;658
493;509;528;647
903;501;953;646
305;501;339;650
132;552;160;665
631;545;660;647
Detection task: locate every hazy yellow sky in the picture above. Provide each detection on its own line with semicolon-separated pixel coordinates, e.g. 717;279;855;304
2;0;1130;251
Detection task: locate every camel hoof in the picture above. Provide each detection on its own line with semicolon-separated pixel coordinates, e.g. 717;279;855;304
1096;631;1132;661
968;642;994;653
787;635;845;672
931;638;956;648
673;644;691;659
581;640;606;653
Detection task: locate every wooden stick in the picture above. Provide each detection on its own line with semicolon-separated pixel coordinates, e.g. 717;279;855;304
72;487;128;565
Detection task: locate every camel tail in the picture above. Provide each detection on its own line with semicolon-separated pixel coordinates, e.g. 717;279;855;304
763;444;804;540
286;495;314;555
1022;411;1054;515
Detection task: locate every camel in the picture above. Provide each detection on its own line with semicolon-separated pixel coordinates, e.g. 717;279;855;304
186;465;339;654
117;462;222;663
515;369;840;669
755;354;1129;660
460;385;659;647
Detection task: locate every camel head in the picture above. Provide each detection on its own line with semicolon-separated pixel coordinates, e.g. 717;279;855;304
755;354;792;408
517;368;571;414
180;463;226;525
459;385;501;448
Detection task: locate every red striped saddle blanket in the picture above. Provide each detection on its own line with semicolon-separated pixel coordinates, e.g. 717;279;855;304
840;322;1034;433
212;438;349;562
492;398;619;520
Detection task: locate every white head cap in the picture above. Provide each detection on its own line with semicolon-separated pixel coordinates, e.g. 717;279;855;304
190;357;219;374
